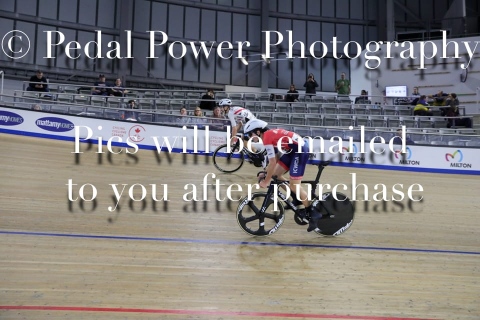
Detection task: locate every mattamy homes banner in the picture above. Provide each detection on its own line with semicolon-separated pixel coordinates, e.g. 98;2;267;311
1;106;479;175
0;106;227;154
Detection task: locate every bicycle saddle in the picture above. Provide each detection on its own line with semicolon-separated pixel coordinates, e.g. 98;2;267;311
319;160;331;167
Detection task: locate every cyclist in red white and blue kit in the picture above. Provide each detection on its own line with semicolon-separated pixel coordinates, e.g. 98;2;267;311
243;119;322;232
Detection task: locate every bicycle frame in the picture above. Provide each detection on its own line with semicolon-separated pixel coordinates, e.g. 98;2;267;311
227;138;255;160
258;161;331;214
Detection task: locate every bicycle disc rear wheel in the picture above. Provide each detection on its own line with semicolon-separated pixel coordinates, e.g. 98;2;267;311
237;192;285;236
313;192;355;236
213;144;245;173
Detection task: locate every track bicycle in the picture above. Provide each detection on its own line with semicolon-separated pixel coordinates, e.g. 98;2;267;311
212;134;267;173
236;161;355;237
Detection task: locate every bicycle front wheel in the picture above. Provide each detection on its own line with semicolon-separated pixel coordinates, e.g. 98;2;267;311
213;144;245;173
237;192;285;236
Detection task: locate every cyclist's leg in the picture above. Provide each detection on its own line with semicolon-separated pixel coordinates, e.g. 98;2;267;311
284;146;322;232
280;151;310;208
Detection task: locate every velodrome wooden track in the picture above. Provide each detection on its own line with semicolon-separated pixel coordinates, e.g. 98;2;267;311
1;133;479;320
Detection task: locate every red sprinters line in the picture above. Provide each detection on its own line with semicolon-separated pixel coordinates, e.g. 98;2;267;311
0;305;437;320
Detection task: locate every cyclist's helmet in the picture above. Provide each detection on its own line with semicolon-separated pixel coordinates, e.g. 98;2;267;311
219;98;232;107
244;119;269;138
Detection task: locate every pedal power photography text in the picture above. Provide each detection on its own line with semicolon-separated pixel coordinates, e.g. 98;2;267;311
6;29;476;69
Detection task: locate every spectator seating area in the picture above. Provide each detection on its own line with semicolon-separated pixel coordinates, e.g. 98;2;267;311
7;81;480;148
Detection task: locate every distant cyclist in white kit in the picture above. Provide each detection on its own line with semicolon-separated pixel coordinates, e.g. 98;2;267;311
218;98;266;168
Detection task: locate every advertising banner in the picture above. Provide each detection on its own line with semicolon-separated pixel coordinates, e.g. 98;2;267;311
1;107;479;175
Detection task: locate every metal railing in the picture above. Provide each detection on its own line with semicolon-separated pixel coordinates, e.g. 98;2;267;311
1;92;478;146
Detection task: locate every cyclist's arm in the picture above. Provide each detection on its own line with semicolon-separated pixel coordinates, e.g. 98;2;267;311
230;122;242;138
227;112;238;137
233;122;243;137
262;145;277;184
